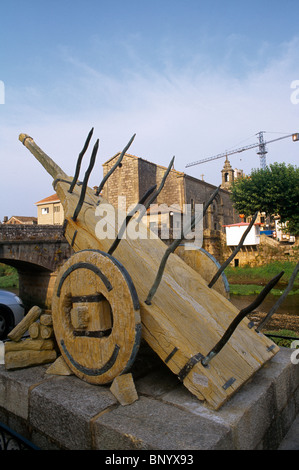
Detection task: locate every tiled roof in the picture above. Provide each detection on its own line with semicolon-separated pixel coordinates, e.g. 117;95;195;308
6;216;37;223
223;222;261;227
35;194;61;205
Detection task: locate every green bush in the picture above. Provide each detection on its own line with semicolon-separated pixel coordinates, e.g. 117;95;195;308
0;263;19;288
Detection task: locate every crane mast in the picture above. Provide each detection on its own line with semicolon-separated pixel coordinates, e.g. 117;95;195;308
185;132;299;169
256;131;267;170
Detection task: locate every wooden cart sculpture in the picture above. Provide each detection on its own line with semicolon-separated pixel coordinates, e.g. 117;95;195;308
17;130;293;410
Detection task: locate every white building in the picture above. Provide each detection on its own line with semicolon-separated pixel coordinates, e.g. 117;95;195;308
223;222;261;246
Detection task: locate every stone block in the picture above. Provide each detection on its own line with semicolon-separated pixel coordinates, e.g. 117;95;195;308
29;375;117;450
0;364;48;420
93;396;233;450
261;347;299;411
163;373;277;450
278;414;299;450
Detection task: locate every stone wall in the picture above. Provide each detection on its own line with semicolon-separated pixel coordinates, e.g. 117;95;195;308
102;154;140;209
0;224;65;242
202;229;225;262
18;271;58;310
183;175;236;230
221;234;299;267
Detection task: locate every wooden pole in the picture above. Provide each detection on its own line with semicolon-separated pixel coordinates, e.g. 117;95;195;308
8;306;42;342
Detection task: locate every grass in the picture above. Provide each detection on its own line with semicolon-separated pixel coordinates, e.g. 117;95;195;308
229;284;299;296
265;329;299;348
0;263;19;289
225;261;299;295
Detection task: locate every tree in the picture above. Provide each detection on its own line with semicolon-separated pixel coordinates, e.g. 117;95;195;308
230;162;299;235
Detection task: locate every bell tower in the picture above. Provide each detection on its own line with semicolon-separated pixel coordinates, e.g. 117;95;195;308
221;156;234;190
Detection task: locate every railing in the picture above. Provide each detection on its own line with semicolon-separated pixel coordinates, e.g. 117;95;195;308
0;422;39;450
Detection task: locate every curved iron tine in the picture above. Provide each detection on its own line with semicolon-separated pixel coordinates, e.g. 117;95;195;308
145;185;220;305
72;139;99;221
136;156;175;223
201;271;284;367
256;262;299;332
208;211;258;289
108;184;157;256
145;212;199;305
69;128;94;193
95;134;136;197
202;185;221;217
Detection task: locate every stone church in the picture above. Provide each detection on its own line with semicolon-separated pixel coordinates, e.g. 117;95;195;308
102;152;241;258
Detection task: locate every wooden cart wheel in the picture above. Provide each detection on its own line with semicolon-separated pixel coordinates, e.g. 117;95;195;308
51;249;141;384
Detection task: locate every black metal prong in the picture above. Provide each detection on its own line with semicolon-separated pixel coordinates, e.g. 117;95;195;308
256;262;299;332
95;134;136;197
145;185;220;305
201;271;284;367
69;128;94;193
144;213;198;305
72;139;99;221
137;156;175;223
108;184;157;256
208;211;258;289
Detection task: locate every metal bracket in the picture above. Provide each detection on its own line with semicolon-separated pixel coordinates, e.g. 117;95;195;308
165;347;178;364
222;377;236;390
178;352;205;382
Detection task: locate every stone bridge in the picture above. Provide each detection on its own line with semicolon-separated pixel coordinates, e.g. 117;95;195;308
0;225;73;310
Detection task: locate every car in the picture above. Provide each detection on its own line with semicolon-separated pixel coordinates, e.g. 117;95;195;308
0;290;25;340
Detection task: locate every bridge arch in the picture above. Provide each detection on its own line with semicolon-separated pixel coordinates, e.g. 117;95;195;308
0;225;73;310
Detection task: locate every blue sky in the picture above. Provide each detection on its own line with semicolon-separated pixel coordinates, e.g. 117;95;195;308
1;0;298;220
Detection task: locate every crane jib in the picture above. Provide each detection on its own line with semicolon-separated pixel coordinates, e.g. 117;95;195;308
186;132;298;168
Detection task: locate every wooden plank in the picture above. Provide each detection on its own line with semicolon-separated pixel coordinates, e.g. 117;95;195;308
175;245;230;298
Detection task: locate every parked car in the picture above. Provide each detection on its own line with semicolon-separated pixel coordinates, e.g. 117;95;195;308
0;290;25;340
